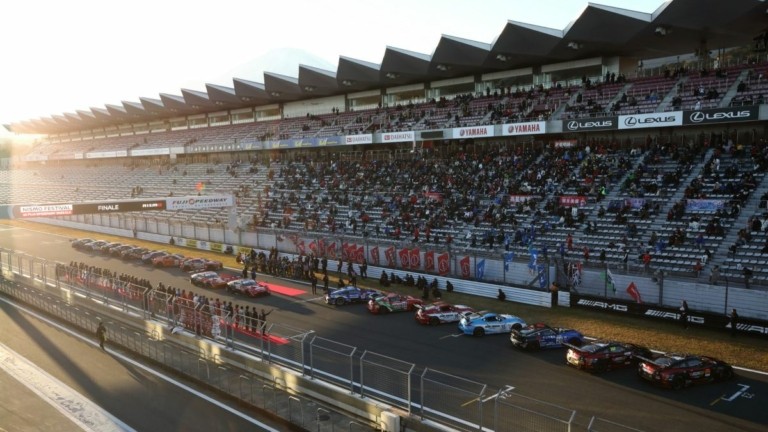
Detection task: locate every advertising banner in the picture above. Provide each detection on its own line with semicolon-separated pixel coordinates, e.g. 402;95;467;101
562;117;617;132
559;196;587;207
437;253;450;276
683;106;759;125
424;251;435;272
166;195;233;211
344;134;373;145
501;121;546;136
686;199;726;212
381;131;415;143
451;125;493;139
618;112;682;130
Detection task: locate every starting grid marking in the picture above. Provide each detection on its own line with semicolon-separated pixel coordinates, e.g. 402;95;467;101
711;384;754;406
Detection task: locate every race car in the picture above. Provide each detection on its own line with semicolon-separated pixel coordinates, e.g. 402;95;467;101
109;244;134;257
637;354;734;390
458;312;526;337
153;253;186;267
227;279;270;297
190;271;220;286
325;286;382;306
71;238;96;250
121;247;149;260
99;242;124;254
141;250;167;264
87;240;110;252
181;257;224;272
367;293;423;314
566;341;653;372
201;273;240;289
510;323;584;350
415;301;474;325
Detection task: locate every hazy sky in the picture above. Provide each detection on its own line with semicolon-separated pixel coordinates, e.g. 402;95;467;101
0;0;664;134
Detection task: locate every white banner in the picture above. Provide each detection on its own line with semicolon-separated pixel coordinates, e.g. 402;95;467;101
344;134;373;145
85;150;128;159
19;204;73;218
502;121;546;136
131;147;170;156
166;195;234;211
451;125;494;139
619;112;682;130
381;131;415;143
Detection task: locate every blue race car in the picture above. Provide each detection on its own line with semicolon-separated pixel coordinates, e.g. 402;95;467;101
325;286;382;306
510;323;584;350
458;312;526;337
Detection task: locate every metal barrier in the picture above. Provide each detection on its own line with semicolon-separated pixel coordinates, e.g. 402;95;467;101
0;246;639;432
587;416;646;432
420;368;486;430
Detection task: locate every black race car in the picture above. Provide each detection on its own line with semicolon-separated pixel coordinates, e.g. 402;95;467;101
510;323;584;350
637;353;734;390
566;340;653;372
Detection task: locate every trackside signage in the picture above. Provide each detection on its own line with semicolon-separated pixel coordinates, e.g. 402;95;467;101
381;131;415;143
618;111;682;130
562;117;617;132
166;195;234;211
16;204;73;218
571;293;768;336
344;134;373;145
683;106;759;125
502;121;546;136
451;125;494;139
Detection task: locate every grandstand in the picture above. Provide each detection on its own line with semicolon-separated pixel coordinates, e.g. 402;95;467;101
3;0;768;295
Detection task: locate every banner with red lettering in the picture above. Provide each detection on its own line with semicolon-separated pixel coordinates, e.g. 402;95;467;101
398;249;411;269
385;246;396;267
425;251;435;272
355;245;364;264
437;253;450;276
459;256;471;278
559;196;587;207
341;242;350;260
370;246;380;266
424;192;444;203
410;248;421;270
326;242;337;260
626;282;642;303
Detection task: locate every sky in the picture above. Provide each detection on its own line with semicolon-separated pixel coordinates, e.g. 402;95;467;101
0;0;665;137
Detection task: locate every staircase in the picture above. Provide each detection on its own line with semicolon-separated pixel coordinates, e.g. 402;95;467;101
719;69;751;108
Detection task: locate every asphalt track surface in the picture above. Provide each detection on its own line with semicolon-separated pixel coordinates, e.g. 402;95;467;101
1;223;767;432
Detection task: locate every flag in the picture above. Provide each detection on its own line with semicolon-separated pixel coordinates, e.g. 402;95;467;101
410;248;421;269
308;241;317;254
626;282;642;303
476;259;486;280
385;246;395;267
398;249;410;269
537;264;547;289
425;251;435;272
327;242;337;260
459;256;471;278
503;252;514;272
570;262;582;287
356;245;364;264
606;269;616;293
370;246;380;266
341;242;350;260
437;253;450;276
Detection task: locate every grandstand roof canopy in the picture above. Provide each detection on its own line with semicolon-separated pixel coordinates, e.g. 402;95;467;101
10;0;767;135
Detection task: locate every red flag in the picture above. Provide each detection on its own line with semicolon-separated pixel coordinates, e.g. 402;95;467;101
425;251;435;272
308;241;317;254
297;239;305;254
327;242;337;260
398;249;411;269
385;246;396;267
626;282;642;303
318;238;326;257
370;246;380;266
356;245;364;264
437;253;450;276
410;248;421;269
459;256;471;278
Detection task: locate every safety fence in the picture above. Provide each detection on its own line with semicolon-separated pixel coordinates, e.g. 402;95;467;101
0;247;645;432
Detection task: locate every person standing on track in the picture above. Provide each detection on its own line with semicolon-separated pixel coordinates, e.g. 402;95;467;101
259;308;273;335
96;321;107;351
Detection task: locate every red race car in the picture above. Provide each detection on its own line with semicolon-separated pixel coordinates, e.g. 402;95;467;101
367;293;423;314
637;353;734;390
566;340;652;372
153;254;186;267
415;301;474;325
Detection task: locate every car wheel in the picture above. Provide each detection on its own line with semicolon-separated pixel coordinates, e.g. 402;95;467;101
593;359;608;373
512;323;522;331
473;328;485;337
671;375;685;390
380;307;390;314
717;368;734;381
528;341;540;351
335;297;345;306
429;317;440;326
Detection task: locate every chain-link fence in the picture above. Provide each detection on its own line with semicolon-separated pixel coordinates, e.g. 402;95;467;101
420;368;486;430
360;351;415;413
587;416;646;432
